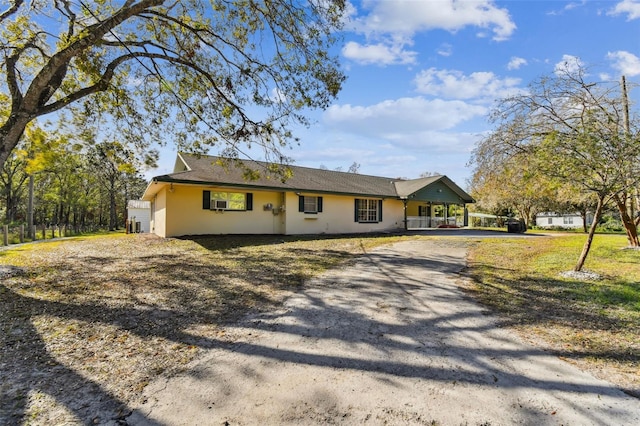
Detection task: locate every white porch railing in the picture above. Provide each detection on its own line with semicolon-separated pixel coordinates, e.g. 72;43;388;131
406;216;458;229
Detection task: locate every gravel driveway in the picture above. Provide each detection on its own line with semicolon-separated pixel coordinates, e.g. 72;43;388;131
127;239;640;425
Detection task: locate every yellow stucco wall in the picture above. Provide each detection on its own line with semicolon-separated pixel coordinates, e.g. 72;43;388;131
150;188;167;237
162;184;285;237
283;193;405;235
151;183;406;237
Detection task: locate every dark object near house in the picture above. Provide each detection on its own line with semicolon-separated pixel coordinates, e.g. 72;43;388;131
506;219;527;233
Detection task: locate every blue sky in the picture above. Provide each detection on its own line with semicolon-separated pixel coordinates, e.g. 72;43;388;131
152;0;640;188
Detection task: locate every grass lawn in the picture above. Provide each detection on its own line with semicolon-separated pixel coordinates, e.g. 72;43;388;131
466;233;640;397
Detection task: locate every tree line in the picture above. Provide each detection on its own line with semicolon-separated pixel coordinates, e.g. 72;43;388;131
469;61;640;271
0;0;346;234
1;125;148;234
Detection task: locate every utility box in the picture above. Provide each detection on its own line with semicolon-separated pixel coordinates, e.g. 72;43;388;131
506;218;526;233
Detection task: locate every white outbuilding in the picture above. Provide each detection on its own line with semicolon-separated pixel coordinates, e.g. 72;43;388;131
127;200;151;233
535;212;593;229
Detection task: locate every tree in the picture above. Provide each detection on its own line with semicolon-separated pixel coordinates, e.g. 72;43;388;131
552;184;599;234
347;162;360;174
469;153;558;227
0;0;346;171
87;141;142;231
0;147;28;222
472;61;640;271
614;76;640;246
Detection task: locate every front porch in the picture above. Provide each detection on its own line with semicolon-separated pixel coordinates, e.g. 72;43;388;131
406;215;458;229
405;203;468;230
395;175;474;231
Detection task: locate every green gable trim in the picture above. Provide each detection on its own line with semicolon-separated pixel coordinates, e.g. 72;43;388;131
409;181;467;204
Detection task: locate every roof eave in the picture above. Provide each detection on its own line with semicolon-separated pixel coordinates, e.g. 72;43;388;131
152;175;397;199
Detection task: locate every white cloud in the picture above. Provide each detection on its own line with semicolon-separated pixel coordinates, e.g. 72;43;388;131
342;1;516;66
599;72;612;81
342;41;417;65
324;97;486;135
437;43;453;57
607;51;640;76
270;87;288;103
608;0;640;20
351;0;516;41
554;54;584;75
548;1;587;15
294;145;377;165
565;1;587;11
507;56;528;70
382;130;481;154
413;68;522;101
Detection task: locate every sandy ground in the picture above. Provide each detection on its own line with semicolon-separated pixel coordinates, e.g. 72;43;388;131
127;239;640;425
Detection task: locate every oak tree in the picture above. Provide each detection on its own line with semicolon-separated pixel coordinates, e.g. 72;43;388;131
0;0;346;171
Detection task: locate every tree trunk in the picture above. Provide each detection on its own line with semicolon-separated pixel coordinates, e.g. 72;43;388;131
614;193;640;246
575;196;605;272
0;116;31;171
4;181;11;222
580;208;588;233
632;189;640;229
109;180;117;231
27;175;34;239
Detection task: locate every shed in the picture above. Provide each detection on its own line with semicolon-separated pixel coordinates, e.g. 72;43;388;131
127;200;151;233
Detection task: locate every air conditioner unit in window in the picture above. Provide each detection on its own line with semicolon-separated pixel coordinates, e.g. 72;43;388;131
211;200;228;210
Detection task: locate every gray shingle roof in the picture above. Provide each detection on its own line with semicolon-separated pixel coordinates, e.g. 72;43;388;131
149;153;474;202
155;153;400;197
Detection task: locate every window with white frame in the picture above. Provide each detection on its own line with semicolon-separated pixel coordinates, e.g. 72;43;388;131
548;217;553;225
355;198;381;223
563;216;574;225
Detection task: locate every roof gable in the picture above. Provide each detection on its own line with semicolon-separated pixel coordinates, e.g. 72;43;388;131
395;175;474;203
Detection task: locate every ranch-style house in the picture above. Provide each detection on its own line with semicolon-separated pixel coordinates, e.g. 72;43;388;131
141;153;475;237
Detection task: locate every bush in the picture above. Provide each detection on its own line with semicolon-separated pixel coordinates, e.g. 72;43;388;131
598;215;623;233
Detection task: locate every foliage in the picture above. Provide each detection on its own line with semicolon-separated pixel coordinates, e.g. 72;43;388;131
0;0;346;175
0;126;147;230
0;144;27;222
471;60;640;270
469;153;558;226
87;140;149;230
598;215;624;233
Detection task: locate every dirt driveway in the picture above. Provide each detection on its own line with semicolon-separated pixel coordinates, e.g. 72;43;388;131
127;239;640;425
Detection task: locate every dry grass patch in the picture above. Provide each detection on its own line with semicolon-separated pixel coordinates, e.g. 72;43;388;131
466;234;640;397
1;232;410;425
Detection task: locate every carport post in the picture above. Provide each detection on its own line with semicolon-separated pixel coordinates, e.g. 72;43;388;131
403;199;408;231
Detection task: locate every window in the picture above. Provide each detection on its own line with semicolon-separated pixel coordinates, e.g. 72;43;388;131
202;191;253;211
355;199;382;223
563;216;574;225
548;217;553;225
298;195;323;214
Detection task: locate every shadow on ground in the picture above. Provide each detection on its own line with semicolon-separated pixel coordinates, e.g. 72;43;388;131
1;234;636;425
